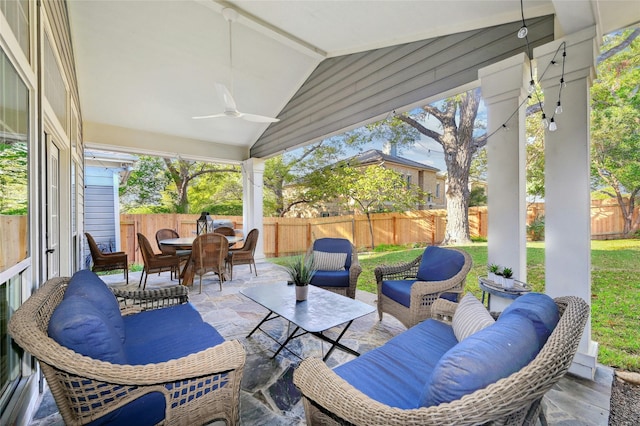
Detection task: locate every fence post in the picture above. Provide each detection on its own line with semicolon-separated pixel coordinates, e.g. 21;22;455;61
393;215;397;245
274;222;279;258
431;214;435;245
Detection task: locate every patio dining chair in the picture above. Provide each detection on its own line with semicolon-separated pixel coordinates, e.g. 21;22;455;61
226;228;259;280
214;226;238;248
85;232;129;283
191;233;228;293
137;233;181;289
155;228;191;280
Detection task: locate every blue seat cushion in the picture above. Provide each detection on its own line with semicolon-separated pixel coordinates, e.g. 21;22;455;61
416;246;465;282
123;303;205;344
48;295;127;364
87;392;166;426
420;313;540;407
499;292;559;346
123;304;225;365
65;270;125;342
312;238;352;269
335;319;458;409
381;280;414;307
310;270;350;288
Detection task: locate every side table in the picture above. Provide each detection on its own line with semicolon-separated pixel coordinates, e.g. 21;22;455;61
478;276;531;311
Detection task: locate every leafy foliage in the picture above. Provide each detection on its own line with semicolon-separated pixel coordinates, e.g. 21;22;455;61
0;140;28;214
591;26;640;235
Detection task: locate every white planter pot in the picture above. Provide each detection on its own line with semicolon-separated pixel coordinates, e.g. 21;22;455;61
503;278;515;289
295;285;309;301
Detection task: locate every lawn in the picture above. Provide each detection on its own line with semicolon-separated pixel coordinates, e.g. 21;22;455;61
272;239;640;372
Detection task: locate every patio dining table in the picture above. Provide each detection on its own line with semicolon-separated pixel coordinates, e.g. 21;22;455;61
160;235;243;286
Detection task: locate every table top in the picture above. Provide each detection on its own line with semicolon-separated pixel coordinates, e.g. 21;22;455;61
241;283;375;333
160;235;243;246
478;276;531;299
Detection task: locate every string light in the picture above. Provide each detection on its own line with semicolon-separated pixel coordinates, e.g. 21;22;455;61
549;118;557;132
517;0;528;39
555;101;563;114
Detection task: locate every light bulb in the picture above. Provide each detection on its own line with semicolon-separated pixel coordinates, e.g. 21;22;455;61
542;114;549;129
549;118;557;132
502;123;510;131
560;78;567;88
555;102;563;114
517;26;528;39
527;80;535;94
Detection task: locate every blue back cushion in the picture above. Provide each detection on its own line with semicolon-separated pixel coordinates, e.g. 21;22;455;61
48;295;127;364
416;246;465;282
65;269;125;343
420;313;540;407
499;292;559;347
313;238;352;269
336;319;458;409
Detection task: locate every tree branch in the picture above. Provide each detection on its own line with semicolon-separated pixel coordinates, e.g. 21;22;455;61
598;28;640;64
396;114;443;143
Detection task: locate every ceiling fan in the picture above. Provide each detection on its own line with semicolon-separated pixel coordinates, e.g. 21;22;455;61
193;8;279;123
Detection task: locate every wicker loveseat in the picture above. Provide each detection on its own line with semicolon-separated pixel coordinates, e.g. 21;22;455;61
294;293;589;425
8;270;245;425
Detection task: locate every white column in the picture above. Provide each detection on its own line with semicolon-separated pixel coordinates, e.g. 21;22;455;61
242;158;265;261
534;26;598;379
479;53;529;312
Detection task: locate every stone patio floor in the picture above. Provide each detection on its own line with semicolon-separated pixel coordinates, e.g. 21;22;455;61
30;261;613;425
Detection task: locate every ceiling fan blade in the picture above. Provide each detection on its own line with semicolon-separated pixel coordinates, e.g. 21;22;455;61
240;113;280;123
215;83;237;111
192;113;226;120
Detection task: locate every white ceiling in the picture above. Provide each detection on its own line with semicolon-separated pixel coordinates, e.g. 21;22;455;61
68;0;640;163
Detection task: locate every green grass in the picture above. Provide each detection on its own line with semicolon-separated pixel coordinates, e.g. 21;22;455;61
271;239;640;372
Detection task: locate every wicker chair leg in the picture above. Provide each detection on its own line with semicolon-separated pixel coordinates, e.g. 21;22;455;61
139;271;145;287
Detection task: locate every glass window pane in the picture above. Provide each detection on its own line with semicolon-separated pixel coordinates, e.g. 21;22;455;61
1;49;30;272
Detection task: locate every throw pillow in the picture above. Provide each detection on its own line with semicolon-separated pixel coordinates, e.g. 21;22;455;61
452;293;495;342
312;251;347;271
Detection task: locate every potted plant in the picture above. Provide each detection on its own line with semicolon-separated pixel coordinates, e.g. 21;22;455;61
284;255;317;301
502;267;514;289
488;263;501;282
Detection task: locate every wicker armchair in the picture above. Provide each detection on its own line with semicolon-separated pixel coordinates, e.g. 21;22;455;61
85;232;128;283
138;232;181;289
294;296;589;426
8;277;246;426
375;247;472;328
305;237;361;299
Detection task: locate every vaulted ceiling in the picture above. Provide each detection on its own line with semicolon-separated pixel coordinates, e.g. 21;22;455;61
68;1;639;163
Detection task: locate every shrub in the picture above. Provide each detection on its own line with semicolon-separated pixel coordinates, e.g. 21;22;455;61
527;215;545;241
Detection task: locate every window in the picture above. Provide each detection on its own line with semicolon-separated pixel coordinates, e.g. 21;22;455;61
436;183;441;198
0;47;29;411
0;0;30;60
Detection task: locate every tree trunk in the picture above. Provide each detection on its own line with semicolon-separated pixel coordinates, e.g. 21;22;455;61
443;169;472;245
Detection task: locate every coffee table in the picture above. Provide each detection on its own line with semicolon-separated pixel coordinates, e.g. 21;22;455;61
241;283;375;361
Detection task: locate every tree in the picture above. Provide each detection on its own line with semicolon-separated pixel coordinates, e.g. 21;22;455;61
591;27;640;235
394;88;486;245
306;162;424;249
120;155;241;213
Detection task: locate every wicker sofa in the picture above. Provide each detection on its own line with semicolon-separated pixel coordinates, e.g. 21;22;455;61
8;270;245;425
294;293;589;425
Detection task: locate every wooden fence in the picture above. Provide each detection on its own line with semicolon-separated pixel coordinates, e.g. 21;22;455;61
120;200;638;264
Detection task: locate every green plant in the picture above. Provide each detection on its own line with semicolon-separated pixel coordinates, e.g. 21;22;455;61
488;263;500;274
283;255;316;286
502;267;513;278
527;215;545;241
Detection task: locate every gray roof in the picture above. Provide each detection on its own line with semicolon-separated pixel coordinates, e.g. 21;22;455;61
347;149;440;172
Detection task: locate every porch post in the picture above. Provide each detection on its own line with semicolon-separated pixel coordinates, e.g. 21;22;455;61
242;158;265;261
534;26;598;379
479;53;529;311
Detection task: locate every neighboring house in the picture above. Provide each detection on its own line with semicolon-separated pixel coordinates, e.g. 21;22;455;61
84;150;137;267
285;146;445;217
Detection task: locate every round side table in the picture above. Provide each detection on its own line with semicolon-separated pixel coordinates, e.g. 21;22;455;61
478;276;531;310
